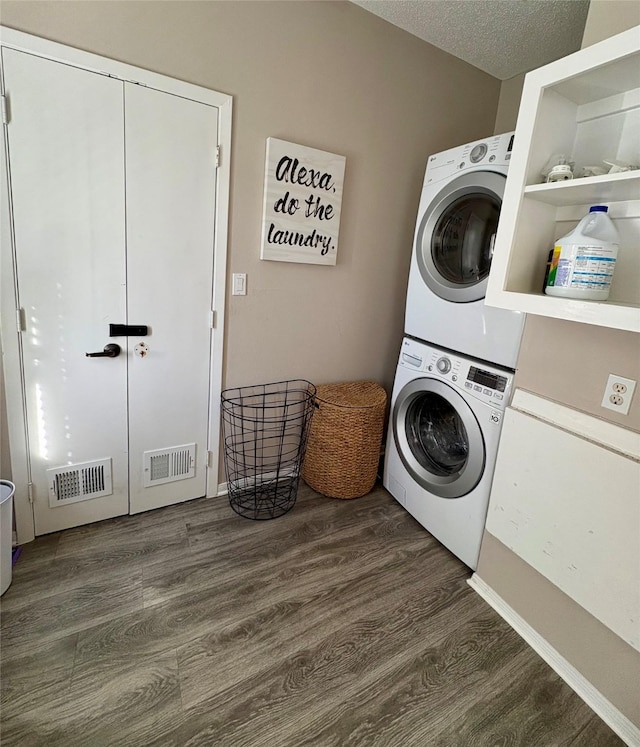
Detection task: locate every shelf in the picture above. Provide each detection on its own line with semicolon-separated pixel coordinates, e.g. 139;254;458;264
486;25;640;332
489;291;640;334
524;171;640;207
550;54;640;106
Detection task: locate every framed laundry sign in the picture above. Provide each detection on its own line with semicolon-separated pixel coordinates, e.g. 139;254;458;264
260;138;346;265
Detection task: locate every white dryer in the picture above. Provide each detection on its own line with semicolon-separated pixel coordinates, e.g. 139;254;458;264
405;132;524;369
383;336;514;570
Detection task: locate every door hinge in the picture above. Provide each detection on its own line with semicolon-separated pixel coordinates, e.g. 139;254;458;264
27;482;34;504
1;95;9;125
207;451;213;468
216;145;220;168
16;308;25;333
209;310;216;329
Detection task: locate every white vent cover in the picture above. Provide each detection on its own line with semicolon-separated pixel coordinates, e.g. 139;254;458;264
47;458;113;507
143;443;196;488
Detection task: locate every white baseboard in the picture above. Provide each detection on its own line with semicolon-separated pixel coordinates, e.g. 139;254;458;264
216;481;228;497
468;575;640;747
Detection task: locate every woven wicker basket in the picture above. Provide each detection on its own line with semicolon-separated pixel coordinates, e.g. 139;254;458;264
302;381;387;499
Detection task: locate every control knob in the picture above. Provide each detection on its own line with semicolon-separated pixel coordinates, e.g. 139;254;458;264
436;357;451;374
470;143;488;163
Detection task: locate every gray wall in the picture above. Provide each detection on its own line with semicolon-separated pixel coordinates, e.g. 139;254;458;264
493;73;525;137
0;0;501;484
480;2;640;726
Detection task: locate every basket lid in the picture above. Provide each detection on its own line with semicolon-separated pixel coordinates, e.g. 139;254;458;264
315;381;387;409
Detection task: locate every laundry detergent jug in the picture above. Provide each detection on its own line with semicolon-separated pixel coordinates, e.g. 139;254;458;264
545;205;620;301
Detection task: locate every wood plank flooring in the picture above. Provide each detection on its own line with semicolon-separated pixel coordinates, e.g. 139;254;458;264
0;483;624;746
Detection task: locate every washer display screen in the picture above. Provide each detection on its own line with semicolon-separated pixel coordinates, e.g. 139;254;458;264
467;366;507;392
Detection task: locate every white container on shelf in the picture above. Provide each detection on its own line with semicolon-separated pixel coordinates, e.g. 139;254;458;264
0;480;15;596
545;205;620;301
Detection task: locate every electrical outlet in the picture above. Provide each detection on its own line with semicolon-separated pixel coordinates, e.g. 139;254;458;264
601;374;636;415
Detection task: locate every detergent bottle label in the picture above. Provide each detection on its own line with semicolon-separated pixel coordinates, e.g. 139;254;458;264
545;246;562;287
552;243;618;290
544;207;620;300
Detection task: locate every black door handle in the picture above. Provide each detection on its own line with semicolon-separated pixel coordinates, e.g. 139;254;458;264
86;343;121;358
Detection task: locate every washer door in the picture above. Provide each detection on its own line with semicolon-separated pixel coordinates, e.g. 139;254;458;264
416;171;505;303
393;378;485;498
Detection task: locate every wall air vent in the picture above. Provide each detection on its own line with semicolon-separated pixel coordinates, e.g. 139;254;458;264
143;443;196;488
47;458;113;507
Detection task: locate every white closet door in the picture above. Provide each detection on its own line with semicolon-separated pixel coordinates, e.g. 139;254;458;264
2;49;128;534
124;83;218;513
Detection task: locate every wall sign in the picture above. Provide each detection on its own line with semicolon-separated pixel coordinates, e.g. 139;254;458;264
260;138;346;265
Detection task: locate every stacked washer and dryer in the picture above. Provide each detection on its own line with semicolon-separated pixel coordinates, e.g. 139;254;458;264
383;133;525;570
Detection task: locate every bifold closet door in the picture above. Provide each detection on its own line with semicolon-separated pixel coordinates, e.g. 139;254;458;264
3;49;219;533
124;83;218;514
2;49;129;534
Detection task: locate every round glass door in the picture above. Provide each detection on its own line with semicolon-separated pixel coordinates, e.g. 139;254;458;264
405;391;469;476
432;194;500;285
393;378;485;498
416;171;506;303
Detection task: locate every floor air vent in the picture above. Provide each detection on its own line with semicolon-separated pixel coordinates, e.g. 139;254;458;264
143;443;196;488
47;458;113;507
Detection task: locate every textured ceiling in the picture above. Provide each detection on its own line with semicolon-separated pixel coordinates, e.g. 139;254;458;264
351;0;590;80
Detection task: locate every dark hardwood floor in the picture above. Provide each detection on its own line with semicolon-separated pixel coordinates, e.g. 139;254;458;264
0;483;623;746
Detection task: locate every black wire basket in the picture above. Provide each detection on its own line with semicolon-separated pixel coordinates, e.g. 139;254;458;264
220;379;317;520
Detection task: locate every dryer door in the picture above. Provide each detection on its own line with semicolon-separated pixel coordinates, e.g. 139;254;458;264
416;171;505;302
393;378;485;498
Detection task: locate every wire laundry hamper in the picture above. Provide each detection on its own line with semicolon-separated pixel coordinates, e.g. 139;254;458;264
221;380;316;520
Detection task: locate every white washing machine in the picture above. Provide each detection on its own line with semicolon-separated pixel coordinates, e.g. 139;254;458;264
404;132;524;369
383;336;514;570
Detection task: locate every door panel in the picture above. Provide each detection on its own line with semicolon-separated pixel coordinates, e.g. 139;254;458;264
3;49;128;533
392;378;485;498
124;84;218;513
416;171;506;303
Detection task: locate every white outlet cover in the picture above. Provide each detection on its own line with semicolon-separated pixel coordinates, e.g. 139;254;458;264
601;374;636;415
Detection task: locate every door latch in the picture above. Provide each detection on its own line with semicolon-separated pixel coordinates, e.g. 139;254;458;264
109;324;148;336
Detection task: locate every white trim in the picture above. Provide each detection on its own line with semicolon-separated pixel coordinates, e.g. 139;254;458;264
511;389;640;461
468;575;640;747
217;481;229;497
205;92;232;499
0;26;232;537
0;27;231;108
0;61;34;543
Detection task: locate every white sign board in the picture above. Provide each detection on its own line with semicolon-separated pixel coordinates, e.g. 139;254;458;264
260;138;346;265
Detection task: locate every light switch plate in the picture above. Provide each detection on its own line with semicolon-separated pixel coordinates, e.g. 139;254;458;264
232;273;247;296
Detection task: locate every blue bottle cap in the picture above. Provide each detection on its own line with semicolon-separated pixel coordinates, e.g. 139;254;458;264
590;205;608;212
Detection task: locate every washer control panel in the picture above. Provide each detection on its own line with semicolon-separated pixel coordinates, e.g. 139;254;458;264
436;356;451;374
399;337;513;410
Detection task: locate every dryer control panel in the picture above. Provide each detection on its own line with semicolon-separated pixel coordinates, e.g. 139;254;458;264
399;337;513;410
424;131;515;185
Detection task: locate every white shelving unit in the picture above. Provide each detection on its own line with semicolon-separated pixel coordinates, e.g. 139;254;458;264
487;25;640;333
